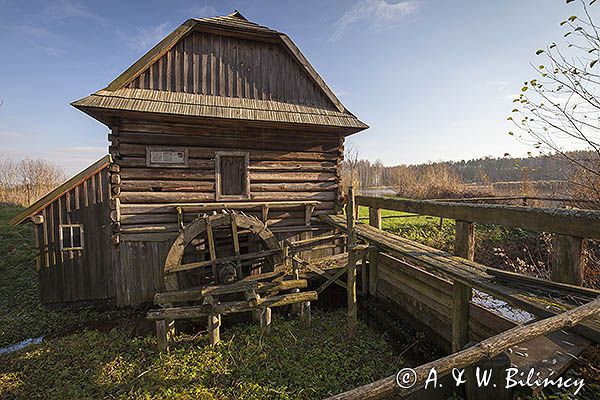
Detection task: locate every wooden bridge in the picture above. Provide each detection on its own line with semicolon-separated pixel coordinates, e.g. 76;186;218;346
313;190;600;399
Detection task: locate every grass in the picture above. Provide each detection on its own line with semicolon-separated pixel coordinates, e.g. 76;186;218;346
0;205;405;399
0;205;129;348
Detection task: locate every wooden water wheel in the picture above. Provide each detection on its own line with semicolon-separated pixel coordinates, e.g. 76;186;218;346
163;211;285;291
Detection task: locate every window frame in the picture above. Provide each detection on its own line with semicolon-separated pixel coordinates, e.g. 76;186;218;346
59;224;84;251
146;146;189;168
215;151;250;200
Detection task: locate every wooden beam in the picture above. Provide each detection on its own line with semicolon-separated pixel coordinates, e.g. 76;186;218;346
206;217;218;282
355;195;600;239
347;249;358;337
368;207;381;230
346;187;356;248
552;234;585;286
455;221;475;261
147;291;318;320
368;246;379;296
326;296;600;400
300;301;311;329
453;220;474;352
231;213;242;279
156;320;168;352
259;307;272;334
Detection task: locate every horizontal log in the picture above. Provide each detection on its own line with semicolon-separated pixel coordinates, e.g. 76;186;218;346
120;201;331;215
147;291;318;320
154;279;308;304
120;167;215;181
118;156;214;169
119;191;215;203
249;160;337;172
356;195;600;239
117;130;341;153
118;143;338;161
121;180;215;192
250;182;338;192
250;171;336;182
325;296;600;400
251;191;336;202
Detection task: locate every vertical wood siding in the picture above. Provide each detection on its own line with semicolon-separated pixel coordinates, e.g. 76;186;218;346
36;168;115;305
126;31;335;109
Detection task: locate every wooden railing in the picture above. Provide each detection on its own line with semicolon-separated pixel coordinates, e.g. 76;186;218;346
356;195;600;286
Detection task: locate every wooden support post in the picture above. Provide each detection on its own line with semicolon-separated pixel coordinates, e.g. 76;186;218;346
206;217;218;283
261;205;269;223
291;254;300;314
368;246;379;297
368;207;381;230
176;206;184;232
260;307;272;334
156;319;168;352
455;220;475;261
347;249;358;337
208;314;221;345
230;214;242;279
300;301;311;329
305;203;315;226
346;186;356;248
552;234;585;286
453;220;474;352
361;253;368;296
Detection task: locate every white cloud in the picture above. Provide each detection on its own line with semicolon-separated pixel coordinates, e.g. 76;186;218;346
190;4;218;18
119;23;174;52
45;0;103;22
330;0;421;42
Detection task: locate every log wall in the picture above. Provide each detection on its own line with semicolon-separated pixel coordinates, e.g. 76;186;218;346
110;119;344;306
35;168;115;305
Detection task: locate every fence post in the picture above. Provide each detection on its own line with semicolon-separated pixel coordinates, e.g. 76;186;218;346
552;234;585;286
452;220;475;352
368;207;382;230
346;187;358;337
368;245;379;297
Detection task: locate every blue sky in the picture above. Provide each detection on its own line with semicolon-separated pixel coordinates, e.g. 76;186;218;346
0;0;590;174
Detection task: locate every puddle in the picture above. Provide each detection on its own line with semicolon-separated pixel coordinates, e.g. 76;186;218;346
472;290;535;323
0;337;43;356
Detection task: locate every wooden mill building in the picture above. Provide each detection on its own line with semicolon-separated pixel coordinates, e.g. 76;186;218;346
11;11;367;308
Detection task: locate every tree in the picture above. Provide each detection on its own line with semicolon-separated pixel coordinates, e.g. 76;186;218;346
510;0;600;205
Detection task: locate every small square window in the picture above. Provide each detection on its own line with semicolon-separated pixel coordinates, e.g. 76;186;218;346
215;151;250;200
146;147;188;168
60;225;84;251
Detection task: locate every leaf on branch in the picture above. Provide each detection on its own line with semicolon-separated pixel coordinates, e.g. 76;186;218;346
507;116;513;121
590;59;598;68
550;43;557;49
589;48;597;53
591;0;597;5
575;27;583;31
535;49;545;55
566;0;576;3
512;108;519;112
522;86;528;91
539;65;545;69
560;20;568;26
508;132;514;136
568;15;577;21
565;31;572;37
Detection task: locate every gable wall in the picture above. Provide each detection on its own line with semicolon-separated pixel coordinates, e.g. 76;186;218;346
126;31;336;109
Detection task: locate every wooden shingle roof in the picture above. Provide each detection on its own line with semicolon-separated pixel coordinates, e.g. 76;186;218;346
72;11;367;133
72;88;368;130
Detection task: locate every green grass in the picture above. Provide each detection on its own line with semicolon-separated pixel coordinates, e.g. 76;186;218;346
0;205;405;399
0;205;129;348
0;311;404;400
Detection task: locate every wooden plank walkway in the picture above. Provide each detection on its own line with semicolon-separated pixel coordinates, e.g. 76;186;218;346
321;214;600;342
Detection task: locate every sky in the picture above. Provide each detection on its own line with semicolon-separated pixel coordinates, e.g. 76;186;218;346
0;0;593;174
